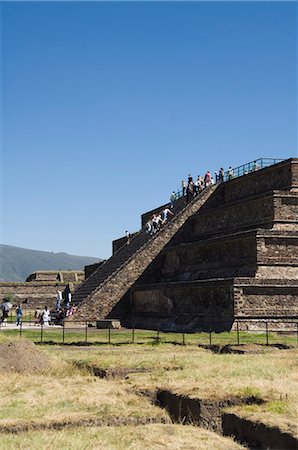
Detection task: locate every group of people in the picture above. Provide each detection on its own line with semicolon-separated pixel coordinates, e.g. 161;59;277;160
0;289;75;328
52;290;76;324
125;165;237;242
34;305;51;326
145;207;174;236
179;166;237;204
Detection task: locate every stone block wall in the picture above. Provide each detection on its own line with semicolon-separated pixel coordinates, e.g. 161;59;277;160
273;192;298;225
137;230;258;284
176;193;276;244
233;278;298;318
128;280;234;331
222;159;295;204
137;229;298;284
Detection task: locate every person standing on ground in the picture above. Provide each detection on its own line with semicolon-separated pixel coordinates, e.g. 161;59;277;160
34;308;40;326
42;306;51;327
16;303;23;326
125;230;131;245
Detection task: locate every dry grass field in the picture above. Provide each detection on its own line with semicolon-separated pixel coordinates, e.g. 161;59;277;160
0;333;297;449
1;424;244;450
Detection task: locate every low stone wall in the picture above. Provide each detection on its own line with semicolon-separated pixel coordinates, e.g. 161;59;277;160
0;282;67;309
26;271;84;283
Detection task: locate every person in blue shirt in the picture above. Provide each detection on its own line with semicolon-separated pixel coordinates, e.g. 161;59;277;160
16;303;23;326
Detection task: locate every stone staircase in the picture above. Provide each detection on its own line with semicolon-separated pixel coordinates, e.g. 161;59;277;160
71;185;218;321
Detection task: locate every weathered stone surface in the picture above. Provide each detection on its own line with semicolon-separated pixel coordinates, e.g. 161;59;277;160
124;278;298;331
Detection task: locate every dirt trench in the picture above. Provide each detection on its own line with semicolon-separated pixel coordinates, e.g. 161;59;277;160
198;343;293;354
155;389;298;450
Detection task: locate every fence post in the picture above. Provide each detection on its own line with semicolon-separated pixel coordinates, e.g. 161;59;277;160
182;332;185;346
132;324;135;344
236;321;240;345
85;321;88;344
62;321;65;344
108;327;111;344
19;321;22;338
296;323;298;348
265;322;269;345
157;328;160;342
40;324;43;343
209;327;212;346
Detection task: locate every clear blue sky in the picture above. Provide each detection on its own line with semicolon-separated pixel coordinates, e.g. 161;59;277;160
1;1;297;259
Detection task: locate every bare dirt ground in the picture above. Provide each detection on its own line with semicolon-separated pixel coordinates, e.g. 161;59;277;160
0;341;50;373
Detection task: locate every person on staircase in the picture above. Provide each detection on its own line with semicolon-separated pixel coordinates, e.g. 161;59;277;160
161;207;174;225
186;177;194;203
182;180;186;197
125;230;131;245
145;220;153;235
204;171;211;187
170;191;176;209
219;167;225;182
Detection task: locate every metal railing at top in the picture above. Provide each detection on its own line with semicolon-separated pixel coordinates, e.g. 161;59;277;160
173;158;285;200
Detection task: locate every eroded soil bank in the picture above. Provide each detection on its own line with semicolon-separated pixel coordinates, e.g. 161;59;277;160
222;413;298;450
156;389;298;450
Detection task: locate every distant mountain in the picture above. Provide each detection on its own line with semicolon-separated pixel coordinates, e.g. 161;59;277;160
0;244;101;282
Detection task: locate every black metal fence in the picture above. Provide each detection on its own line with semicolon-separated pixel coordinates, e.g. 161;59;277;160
0;319;297;348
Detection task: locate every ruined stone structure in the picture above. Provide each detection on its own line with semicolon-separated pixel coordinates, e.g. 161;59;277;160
72;158;298;331
0;271;84;309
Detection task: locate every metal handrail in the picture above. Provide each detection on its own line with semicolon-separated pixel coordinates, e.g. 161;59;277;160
173;158;285;200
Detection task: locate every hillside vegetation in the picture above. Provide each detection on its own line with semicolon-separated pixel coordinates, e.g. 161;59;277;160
0;244;100;281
